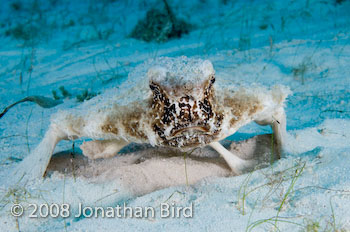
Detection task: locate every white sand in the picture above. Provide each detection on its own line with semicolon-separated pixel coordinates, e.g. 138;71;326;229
47;134;275;196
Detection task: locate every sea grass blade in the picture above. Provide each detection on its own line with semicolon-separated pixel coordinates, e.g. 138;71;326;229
0;96;63;119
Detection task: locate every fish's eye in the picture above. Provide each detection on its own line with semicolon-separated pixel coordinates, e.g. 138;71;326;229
210;75;215;84
149;82;160;92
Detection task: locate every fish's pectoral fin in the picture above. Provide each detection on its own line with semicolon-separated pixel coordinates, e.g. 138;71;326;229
254;106;287;159
11;123;67;183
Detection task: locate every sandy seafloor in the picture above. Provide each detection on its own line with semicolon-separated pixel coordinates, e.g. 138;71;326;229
0;0;350;231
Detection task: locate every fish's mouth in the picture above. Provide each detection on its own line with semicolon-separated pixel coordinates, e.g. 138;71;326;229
171;126;210;137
